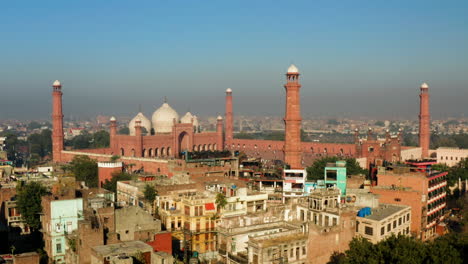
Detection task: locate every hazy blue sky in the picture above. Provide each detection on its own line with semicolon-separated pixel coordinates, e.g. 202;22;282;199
1;0;467;120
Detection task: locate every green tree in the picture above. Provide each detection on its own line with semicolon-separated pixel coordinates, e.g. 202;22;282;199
143;184;157;203
328;234;466;264
118;127;130;135
102;172;133;193
215;193;227;211
306;157;367;181
69;155;98;187
374;120;385;127
28;129;52;158
27;121;42;130
16;182;47;230
92;130;110;148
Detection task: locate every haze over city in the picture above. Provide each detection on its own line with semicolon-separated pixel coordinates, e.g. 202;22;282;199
1;0;468;120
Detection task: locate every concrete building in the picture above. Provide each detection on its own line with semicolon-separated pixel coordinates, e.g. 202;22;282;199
218;221;302;264
371;163;447;240
90;241;154;264
436;147;468;166
156;191;218;261
115;206;161;242
324;161;347;195
247;226;308;264
41;195;84;263
356;204;411;243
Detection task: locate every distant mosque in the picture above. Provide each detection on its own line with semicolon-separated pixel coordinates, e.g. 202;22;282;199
128;101;199;136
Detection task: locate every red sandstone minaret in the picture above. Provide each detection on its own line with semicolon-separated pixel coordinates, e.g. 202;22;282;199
109;116;117;154
284;65;302;169
52;80;64;162
419;82;430;158
216;115;224;151
225;88;233;147
134;118;143;157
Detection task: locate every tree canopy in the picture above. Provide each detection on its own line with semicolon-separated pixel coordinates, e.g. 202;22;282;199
16;181;48;231
102;172;133;193
306;157;367;181
328;234;466;264
69;155;98;187
65;130;110;149
143;184;157;203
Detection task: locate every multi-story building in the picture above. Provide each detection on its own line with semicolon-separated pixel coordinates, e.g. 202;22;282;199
246;227;308;264
436;147;468;167
356;204;411;243
41;195;84;263
371;162;447;240
283;169;307;199
157;191;218;261
205;182;268;218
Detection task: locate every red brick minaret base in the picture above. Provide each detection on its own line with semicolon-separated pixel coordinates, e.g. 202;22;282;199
225;88;233;147
419;82;430;158
284;65;302;169
52;80;64;162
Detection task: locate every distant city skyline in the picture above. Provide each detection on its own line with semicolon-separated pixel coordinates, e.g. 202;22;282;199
1;0;467;120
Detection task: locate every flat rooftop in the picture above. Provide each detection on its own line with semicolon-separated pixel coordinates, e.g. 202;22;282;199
358;204;409;221
93;241;153;257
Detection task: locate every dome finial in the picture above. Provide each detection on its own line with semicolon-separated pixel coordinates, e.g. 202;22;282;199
287;64;299;73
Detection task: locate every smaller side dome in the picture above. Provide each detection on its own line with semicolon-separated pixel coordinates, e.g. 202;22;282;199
217;115;223;120
181;112;194;124
287;64;299;73
421;82;429;89
129;112;151;136
53;80;61;86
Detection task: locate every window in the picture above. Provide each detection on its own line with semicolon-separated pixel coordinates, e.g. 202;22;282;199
393;220;396;228
365;226;373;235
406;214;410;221
399;218;402;226
56;242;62;254
387;223;391;232
381;227;385;235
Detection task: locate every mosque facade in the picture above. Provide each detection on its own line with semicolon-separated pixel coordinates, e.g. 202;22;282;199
51;65;429;173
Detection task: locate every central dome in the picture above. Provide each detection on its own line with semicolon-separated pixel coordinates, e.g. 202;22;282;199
152;102;179;133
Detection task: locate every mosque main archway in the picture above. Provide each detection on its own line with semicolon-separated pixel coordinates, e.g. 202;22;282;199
178;131;190;155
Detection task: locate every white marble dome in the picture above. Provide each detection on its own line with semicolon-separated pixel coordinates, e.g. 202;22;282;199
152;102;179;133
421;82;429;89
181;112;194;124
53;80;61;86
129;112;151;136
287;64;299;73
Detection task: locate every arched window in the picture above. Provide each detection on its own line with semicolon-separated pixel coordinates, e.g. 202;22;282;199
155;148;159;157
131;149;135;157
207;144;211;151
149;148;153;157
160;147;165;157
167;147;171;156
213;144;217;150
120;148;125;156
